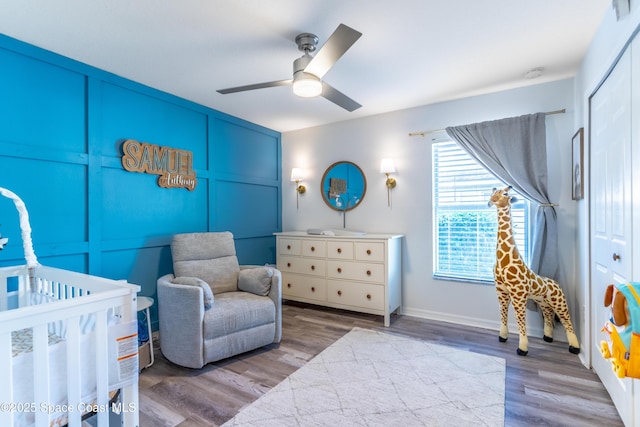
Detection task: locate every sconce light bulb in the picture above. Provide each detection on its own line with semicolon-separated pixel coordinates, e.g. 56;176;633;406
379;158;396;174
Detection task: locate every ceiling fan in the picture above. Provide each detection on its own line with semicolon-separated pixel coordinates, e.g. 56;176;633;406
217;23;363;112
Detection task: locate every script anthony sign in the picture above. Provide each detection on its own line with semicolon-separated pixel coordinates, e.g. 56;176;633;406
121;139;197;191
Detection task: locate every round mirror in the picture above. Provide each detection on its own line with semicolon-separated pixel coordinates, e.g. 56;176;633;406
320;161;367;211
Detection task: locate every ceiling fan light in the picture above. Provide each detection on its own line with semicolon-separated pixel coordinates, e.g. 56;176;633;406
292;73;322;98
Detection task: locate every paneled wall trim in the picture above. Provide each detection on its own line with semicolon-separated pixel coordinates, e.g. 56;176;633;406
0;35;282;331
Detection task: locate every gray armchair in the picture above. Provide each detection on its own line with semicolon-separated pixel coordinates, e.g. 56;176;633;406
157;232;281;369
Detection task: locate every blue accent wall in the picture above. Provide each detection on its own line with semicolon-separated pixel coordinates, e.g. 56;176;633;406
0;35;282;331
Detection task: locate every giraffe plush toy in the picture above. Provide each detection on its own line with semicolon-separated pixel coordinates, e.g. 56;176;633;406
488;186;580;356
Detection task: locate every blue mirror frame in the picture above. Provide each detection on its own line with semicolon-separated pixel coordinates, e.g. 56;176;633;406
320;161;367;211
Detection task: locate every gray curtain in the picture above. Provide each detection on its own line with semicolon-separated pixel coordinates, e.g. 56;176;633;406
445;113;563;295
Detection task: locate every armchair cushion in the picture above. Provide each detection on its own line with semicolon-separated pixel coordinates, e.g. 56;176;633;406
172;232;240;294
203;292;276;341
174;257;239;294
171;276;214;310
238;267;273;296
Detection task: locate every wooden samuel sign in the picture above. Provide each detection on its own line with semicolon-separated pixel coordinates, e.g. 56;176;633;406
121;139;197;191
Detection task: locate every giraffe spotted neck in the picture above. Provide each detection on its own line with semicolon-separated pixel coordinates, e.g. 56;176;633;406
489;187;523;268
495;203;521;261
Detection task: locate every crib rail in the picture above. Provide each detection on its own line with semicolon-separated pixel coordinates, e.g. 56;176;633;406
0;264;140;427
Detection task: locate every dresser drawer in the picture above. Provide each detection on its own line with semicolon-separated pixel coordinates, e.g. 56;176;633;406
327;241;354;259
326;260;384;283
279;238;301;256
327;280;384;310
355;242;385;262
277;255;325;276
302;240;326;257
282;274;326;302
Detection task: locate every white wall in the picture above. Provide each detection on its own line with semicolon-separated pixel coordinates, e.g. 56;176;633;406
282;79;577;339
573;4;640;365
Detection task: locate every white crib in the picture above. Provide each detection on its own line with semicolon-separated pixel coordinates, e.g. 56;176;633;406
0;265;140;427
0;188;140;426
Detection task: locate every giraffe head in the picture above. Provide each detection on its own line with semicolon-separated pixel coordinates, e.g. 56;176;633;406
488;186;515;208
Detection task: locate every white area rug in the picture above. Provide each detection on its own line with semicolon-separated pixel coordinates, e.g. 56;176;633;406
223;327;506;426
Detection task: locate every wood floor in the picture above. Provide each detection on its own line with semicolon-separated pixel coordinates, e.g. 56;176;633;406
139;302;623;427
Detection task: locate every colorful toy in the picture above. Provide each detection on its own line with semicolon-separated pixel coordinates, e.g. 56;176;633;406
600;282;640;379
488;187;580;356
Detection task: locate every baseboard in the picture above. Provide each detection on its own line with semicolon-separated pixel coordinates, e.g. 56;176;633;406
399;306;548;339
149;306;564;350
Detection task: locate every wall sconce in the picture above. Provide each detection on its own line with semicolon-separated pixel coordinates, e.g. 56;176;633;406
290;168;306;209
379;158;396;207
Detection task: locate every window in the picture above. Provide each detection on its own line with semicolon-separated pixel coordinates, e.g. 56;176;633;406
432;140;529;283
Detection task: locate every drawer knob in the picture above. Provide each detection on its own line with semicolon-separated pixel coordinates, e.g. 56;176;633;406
311;246;315;251
366;270;372;276
287;283;291;288
337;267;342;273
337;248;342;253
287;262;291;268
287;245;291;250
366;294;371;300
311;265;315;271
367;249;372;255
337;290;342;296
311;287;315;292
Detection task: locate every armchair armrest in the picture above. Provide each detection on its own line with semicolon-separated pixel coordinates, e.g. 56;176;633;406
268;268;282;343
240;265;282;343
157;274;206;368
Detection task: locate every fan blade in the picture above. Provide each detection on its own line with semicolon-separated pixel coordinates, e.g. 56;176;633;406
304;24;362;79
321;82;361;112
217;79;292;94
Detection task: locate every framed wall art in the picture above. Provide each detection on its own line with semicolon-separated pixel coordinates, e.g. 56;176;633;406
571;128;584;200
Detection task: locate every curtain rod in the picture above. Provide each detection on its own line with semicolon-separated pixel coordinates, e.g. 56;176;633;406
408;109;566;137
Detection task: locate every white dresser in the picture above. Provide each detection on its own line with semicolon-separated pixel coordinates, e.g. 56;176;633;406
274;231;403;326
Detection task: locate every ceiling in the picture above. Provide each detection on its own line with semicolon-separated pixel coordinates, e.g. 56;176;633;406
0;1;611;133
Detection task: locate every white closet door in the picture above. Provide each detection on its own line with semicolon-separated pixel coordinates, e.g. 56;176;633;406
631;34;640;426
590;47;633;426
